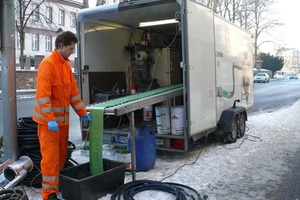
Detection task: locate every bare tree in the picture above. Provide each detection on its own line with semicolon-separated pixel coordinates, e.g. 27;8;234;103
197;0;281;58
237;0;251;30
15;0;84;69
16;0;45;69
247;0;281;58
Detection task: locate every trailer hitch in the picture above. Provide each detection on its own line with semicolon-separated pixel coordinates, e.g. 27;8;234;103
232;99;240;108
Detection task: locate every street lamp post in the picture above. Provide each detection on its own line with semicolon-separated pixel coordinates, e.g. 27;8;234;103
255;60;263;72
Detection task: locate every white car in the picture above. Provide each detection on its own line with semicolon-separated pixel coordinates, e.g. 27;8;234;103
254;73;270;83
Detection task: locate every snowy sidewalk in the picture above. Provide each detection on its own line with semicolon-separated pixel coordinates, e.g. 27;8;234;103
100;100;300;200
24;100;300;200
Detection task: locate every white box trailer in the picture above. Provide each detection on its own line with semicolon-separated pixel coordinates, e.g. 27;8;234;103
77;0;254;152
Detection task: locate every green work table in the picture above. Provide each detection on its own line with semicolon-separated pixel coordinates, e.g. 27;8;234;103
86;84;183;180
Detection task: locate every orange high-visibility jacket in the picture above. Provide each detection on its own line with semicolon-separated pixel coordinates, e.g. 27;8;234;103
33;50;87;126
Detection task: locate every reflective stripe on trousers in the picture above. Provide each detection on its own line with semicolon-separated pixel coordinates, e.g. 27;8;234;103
37;124;69;200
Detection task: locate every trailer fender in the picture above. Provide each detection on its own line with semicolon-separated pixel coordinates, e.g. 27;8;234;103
218;106;247;132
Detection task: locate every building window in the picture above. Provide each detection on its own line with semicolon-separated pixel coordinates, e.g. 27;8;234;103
32;3;39;21
46;36;52;52
32;34;39;51
70;12;76;27
46;6;52;22
17;32;21;49
59;9;65;26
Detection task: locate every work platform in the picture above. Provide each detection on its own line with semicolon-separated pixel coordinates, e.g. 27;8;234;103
85;84;184;180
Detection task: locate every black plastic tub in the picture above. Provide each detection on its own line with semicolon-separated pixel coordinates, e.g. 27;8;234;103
60;159;126;200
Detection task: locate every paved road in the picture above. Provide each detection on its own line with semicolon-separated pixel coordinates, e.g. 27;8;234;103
249;77;300;115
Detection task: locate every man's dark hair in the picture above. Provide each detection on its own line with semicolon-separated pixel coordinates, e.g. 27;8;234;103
55;31;78;49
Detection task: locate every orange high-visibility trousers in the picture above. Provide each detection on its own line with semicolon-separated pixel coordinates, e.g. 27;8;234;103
38;124;69;200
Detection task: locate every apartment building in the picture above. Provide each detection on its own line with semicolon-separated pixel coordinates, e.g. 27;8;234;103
277;48;300;74
15;0;84;70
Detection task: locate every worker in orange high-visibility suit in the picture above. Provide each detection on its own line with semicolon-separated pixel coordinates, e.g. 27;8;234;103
33;31;91;200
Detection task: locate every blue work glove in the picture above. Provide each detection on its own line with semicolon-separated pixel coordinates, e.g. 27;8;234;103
81;114;92;122
48;120;59;132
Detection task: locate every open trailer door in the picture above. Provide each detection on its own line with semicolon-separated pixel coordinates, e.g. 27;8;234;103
184;1;217;140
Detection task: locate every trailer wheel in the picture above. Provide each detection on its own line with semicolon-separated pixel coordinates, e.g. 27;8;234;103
237;113;246;138
224;116;238;143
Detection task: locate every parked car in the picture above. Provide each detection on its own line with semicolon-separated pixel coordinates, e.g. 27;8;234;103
254;73;270;83
289;74;298;79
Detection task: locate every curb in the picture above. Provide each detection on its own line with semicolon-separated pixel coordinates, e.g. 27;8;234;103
0;90;36;99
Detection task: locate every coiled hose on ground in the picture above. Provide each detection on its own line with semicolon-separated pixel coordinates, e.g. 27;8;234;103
111;180;203;200
17;117;77;188
0;189;28;200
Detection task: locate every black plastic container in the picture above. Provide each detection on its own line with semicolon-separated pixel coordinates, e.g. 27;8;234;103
60;159;126;200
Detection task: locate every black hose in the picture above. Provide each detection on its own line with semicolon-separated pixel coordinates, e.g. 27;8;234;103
17;117;76;188
0;189;28;200
111;180;202;200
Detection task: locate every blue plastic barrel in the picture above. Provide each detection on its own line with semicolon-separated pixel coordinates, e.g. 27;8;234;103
127;125;156;172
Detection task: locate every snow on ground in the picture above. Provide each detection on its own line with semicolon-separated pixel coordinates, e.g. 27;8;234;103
99;100;300;200
24;100;300;200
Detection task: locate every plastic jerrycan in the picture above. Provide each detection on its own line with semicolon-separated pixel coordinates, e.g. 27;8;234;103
127;125;156;172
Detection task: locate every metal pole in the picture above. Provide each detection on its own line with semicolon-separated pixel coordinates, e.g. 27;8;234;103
129;112;136;181
0;0;18;161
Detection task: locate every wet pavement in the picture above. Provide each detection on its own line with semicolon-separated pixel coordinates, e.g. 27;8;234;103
266;149;300;200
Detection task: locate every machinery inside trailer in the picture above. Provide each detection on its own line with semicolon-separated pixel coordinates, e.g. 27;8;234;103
79;0;183;104
78;0;187;152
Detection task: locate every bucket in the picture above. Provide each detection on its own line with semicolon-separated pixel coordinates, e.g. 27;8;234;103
171;106;185;135
143;105;153;121
127;126;156;172
155;106;170;134
114;150;131;163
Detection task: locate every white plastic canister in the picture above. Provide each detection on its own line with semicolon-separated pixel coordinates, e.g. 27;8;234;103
170;106;185;135
155;106;171;134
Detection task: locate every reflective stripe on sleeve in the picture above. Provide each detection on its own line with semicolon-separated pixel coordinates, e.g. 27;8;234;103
33;112;44;120
71;95;80;103
37;97;51;104
73;102;84;111
41;107;52;114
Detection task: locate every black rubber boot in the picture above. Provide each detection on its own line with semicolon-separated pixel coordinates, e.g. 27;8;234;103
48;193;60;200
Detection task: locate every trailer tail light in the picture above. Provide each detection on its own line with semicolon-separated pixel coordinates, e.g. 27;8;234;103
170;139;184;150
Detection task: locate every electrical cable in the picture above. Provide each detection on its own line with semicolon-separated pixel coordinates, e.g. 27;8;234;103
112;125;260;199
111;137;207;199
16;117;77;188
0;188;28;200
111;180;202;200
221;126;262;150
159;136;207;182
